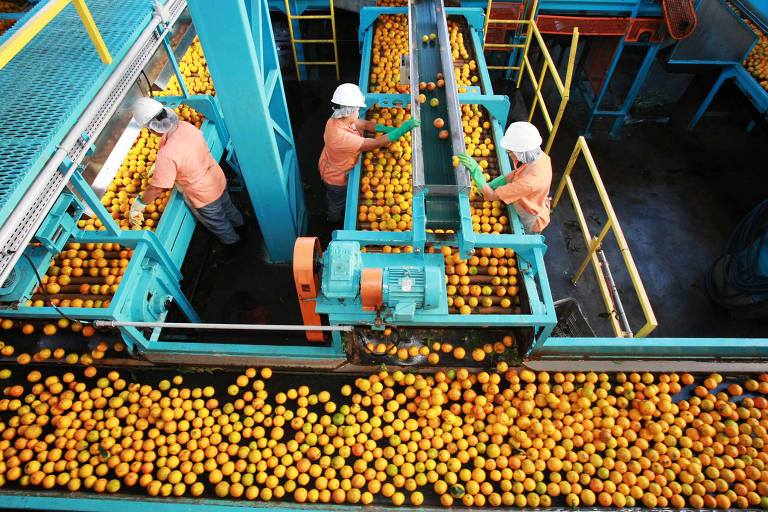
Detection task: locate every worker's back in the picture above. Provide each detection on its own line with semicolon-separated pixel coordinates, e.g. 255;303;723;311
154;121;226;208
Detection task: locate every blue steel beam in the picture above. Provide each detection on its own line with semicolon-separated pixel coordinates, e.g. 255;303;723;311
188;0;306;262
533;337;768;358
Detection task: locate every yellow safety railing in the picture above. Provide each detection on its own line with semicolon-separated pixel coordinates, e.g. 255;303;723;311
0;0;111;71
552;136;658;338
482;0;578;153
284;0;339;81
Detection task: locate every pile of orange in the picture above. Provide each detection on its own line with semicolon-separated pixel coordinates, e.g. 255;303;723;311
365;335;515;365
20;242;134;310
13;340;120;368
155;37;215;98
732;5;768;91
448;20;480;90
456;105;510;234
356;106;414;232
377;0;406;5
369;15;409;93
0;363;767;510
441;246;521;315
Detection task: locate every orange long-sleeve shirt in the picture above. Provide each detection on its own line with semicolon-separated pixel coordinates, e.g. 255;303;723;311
495;153;552;232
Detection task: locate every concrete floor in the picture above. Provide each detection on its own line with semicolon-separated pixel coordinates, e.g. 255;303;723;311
180;9;768;342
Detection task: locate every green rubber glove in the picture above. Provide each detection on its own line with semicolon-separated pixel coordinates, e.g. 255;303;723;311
374;124;395;133
488;174;508;189
387;119;421;142
456;153;486;189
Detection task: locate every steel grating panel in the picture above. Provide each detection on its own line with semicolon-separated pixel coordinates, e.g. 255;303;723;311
0;0;155;223
0;0;187;287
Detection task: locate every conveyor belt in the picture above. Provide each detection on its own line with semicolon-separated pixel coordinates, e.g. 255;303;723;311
410;0;461;231
0;0;154;222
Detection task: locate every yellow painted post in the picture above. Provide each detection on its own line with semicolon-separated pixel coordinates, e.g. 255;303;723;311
71;0;111;64
572;219;612;284
483;0;492;47
552;136;582;208
578;140;658;336
562;175;622;336
284;0;302;80
527;59;548;124
543;27;578;154
329;0;339;80
0;0;71;70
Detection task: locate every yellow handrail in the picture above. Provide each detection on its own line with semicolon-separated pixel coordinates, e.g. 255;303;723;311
284;0;339;81
482;0;578;153
552;136;658;338
0;0;111;71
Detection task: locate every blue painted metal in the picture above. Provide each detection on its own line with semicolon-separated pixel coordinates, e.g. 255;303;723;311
460;0;662;16
532;337;768;358
68;168;122;237
689;65;768;130
0;0;155;228
314;248;554;336
582;40;662;138
0;232;199;352
34;188;85;253
161;37;191;98
188;0;307;263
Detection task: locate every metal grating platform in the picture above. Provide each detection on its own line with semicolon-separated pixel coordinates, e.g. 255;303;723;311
0;0;154;223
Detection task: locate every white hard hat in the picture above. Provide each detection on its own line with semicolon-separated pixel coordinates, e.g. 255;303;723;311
331;83;367;108
132;97;164;126
500;121;542;152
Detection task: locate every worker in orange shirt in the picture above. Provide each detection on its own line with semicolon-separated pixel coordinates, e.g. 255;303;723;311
129;98;244;257
318;83;419;227
458;122;551;233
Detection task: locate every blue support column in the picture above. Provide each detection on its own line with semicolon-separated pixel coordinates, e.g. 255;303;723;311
608;42;660;138
583;39;625;138
187;0;306;262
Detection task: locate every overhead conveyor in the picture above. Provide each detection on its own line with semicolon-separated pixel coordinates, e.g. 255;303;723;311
0;0;307;354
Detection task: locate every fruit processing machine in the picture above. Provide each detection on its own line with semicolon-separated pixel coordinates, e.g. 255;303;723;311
294;0;558;355
0;0;306;355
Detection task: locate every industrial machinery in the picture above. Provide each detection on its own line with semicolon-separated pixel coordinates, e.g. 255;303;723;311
684;0;768;129
293;0;558;357
0;0;306;355
1;0;768;510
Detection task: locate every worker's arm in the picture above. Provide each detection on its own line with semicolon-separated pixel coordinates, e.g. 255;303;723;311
359;134;392;151
353;118;376;133
493;174;538;205
359;119;420;151
140;184;167;204
478;183;501;201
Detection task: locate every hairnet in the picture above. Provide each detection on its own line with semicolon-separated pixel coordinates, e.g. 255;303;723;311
148;107;179;133
512;147;542;164
331;105;359;119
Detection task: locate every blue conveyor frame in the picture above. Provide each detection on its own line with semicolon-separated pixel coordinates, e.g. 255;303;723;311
687;0;768;130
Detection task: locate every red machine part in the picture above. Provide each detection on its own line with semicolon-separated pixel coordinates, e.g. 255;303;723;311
361;268;383;311
536;15;665;42
663;0;697;39
485;2;525;49
292;237;325;342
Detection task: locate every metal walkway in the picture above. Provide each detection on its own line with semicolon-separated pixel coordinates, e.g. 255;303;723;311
0;0;154;224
